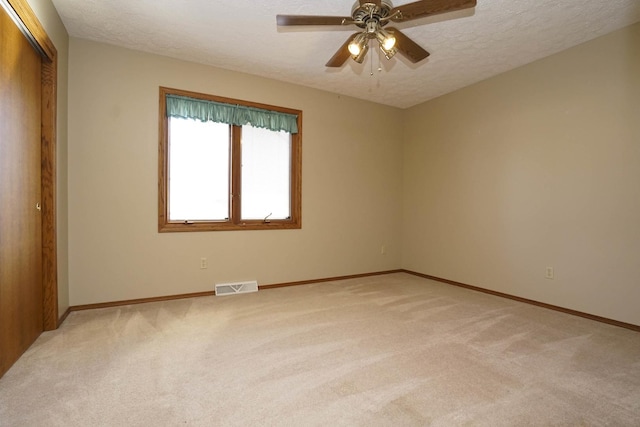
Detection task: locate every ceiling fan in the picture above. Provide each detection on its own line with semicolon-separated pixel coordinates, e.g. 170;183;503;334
276;0;477;67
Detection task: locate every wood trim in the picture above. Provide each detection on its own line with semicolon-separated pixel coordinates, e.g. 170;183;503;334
70;291;217;312
402;270;640;332
289;113;302;228
4;0;55;59
159;219;303;232
57;306;71;327
259;270;404;290
231;125;241;222
65;270;404;314
41;54;58;331
6;0;59;331
157;87;169;230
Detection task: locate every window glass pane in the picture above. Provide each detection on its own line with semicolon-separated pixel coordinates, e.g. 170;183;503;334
168;117;229;221
241;125;291;220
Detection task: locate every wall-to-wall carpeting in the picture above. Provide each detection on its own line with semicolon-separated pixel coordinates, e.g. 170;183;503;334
1;273;638;425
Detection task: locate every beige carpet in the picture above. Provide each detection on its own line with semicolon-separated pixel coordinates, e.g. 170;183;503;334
1;273;639;426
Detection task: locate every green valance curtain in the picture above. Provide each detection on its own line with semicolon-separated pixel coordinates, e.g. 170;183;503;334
166;94;298;134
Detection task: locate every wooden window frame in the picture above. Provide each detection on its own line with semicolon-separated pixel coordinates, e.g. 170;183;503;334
158;87;302;232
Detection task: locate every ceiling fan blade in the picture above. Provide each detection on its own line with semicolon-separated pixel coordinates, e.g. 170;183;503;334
326;33;359;67
277;14;355;26
387;27;430;63
390;0;476;22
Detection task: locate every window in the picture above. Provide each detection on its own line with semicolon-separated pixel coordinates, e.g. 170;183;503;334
158;87;302;232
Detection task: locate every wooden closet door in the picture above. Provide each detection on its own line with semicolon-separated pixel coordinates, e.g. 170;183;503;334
0;4;44;377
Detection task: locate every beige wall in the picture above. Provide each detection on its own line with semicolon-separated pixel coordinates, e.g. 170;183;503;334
66;22;640;326
67;38;404;305
26;0;70;317
403;23;640;325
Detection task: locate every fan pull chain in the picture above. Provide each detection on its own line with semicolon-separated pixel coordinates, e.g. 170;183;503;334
371;52;383;76
369;41;383;76
370;40;374;76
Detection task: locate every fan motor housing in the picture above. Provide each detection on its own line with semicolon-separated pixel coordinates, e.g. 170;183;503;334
351;0;393;28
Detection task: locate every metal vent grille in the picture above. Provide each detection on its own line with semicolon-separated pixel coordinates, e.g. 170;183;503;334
215;281;258;296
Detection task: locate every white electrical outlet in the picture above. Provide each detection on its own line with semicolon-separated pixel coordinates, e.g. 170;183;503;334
200;258;208;269
381;245;386;255
545;267;554;279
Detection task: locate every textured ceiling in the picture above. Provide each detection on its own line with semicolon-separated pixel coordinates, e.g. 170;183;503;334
51;0;640;109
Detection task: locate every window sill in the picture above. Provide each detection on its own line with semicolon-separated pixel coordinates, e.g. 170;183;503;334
158;220;301;233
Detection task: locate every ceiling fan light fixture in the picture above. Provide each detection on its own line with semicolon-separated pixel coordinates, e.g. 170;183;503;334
352;41;369;63
376;28;396;51
348;32;368;56
379;43;397;60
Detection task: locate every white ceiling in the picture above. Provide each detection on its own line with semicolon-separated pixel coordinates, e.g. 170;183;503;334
51;0;640;109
